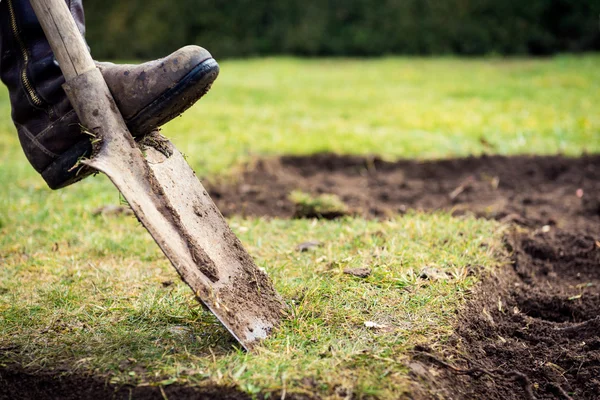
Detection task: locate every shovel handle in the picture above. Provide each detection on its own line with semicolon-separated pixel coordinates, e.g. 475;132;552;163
29;0;94;80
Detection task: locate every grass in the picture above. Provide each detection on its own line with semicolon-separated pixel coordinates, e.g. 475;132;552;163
169;54;600;175
0;213;503;397
0;55;598;397
289;190;350;218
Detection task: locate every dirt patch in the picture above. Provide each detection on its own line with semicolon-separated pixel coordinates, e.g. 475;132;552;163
208;153;600;232
413;230;600;400
208;154;600;399
0;367;252;400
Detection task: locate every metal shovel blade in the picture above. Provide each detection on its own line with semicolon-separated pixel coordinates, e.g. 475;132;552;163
144;134;286;349
89;131;286;351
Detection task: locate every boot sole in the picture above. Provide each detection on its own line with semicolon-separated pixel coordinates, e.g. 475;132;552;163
126;58;220;135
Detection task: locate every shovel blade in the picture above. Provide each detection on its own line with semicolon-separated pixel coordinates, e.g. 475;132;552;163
88;133;285;350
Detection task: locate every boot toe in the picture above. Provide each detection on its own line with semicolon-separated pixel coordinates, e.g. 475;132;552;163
101;45;219;134
126;50;219;134
171;45;214;70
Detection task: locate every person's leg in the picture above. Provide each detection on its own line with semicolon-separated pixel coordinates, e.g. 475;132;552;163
0;0;219;189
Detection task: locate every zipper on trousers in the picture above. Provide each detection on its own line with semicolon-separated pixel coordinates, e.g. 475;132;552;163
6;0;44;107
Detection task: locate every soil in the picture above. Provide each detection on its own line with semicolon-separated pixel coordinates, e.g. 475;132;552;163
208;154;600;232
0;367;253;400
209;153;600;400
411;229;600;400
3;153;599;399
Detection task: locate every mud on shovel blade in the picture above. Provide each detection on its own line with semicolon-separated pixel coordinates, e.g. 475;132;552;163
30;0;285;350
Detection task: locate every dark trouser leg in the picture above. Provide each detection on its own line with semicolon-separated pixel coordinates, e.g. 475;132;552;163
1;0;218;189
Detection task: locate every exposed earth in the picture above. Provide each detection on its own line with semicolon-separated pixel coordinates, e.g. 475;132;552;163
210;153;600;400
2;154;599;399
209;153;599;231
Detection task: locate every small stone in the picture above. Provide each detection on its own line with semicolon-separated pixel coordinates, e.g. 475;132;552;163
343;267;371;278
364;321;387;329
296;241;323;252
364;321;395;332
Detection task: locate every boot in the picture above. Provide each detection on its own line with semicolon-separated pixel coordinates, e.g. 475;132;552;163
0;0;219;189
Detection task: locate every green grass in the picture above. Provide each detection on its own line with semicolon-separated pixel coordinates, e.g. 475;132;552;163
289;190;350;218
169;55;600;175
0;55;597;397
0;212;503;397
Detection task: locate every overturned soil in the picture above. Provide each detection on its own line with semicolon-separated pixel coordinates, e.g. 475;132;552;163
412;229;600;400
210;153;600;399
208;154;600;232
3;154;599;399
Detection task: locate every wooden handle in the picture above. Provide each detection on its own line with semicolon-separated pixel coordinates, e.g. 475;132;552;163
29;0;95;80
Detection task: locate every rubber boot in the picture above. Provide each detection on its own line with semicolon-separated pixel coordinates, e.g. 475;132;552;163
0;0;219;189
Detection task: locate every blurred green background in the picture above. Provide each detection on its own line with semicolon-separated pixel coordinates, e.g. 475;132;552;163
84;0;600;60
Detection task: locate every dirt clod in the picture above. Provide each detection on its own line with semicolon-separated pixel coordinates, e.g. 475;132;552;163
343;267;371;278
296;241;323;252
419;267;450;281
91;204;134;217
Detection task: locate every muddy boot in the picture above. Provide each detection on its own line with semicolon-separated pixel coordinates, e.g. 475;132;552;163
0;0;219;189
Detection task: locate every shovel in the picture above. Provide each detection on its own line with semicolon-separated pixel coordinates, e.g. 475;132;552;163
29;0;285;350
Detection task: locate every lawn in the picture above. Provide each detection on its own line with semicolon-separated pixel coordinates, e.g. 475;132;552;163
0;55;598;398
